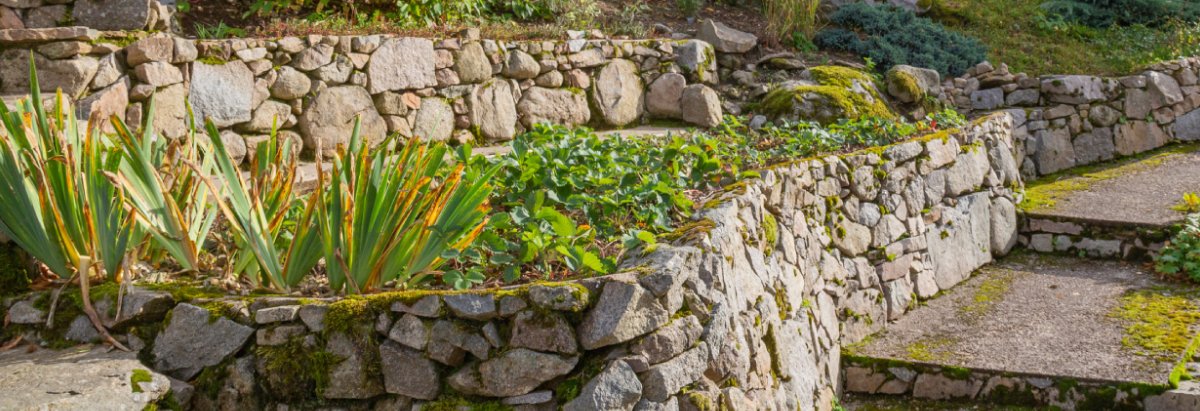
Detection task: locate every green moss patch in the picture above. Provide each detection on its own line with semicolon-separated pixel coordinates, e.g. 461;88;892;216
1111;288;1200;361
959;269;1020;320
904;335;959;362
130;369;153;393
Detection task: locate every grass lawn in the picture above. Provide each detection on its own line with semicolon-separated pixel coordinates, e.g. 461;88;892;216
928;0;1200;76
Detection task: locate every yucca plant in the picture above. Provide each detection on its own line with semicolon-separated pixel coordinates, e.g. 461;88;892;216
201;121;322;290
0;59;133;282
108;102;219;273
315;120;496;293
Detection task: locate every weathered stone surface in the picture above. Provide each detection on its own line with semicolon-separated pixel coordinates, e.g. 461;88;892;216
152;303;254;380
149;82;189;139
510;310;578;354
1033;127;1075;174
640;343;708;401
6;299;44;324
681;84;722;128
379;341;440;400
447;348;578;397
578;279;670;349
391;295;441;317
0;50;96;98
1072;127;1115;164
696;19;757;53
503;50;540;79
912;373;983;400
1145;381;1200;411
647;72;685;119
517;87;590;127
469;79;518;142
1041;75;1105;104
833;221;872;256
72;0;151;31
989;196;1017;255
1173;108;1200;141
367;38;436;93
133;61;182;87
270;66;311;100
591;59;644;127
528;284;587;311
971;88;1004;110
1115;120;1168;156
430;319;491;360
298;85;387;156
629;315;702;364
387;313;428;350
886;65;940;103
443;293;497;321
125;37;173;66
292;43;333;71
563;360;642;411
189;61;254;128
411;97;455;142
244;100;292;133
254;324;305;346
454;42;492;84
675;40;716;84
0;27;98;43
926;193;993;290
0;347;170;410
324;332;384;399
255;305;300;324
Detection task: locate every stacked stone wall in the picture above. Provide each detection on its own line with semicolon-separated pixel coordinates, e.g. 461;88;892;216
0;28;723;164
0;0;173;31
1;113;1023;410
942;59;1200;179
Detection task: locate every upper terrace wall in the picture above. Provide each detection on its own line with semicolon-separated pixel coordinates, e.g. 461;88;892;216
941;58;1200;179
0;0;173;31
1;113;1022;410
0;28;723;163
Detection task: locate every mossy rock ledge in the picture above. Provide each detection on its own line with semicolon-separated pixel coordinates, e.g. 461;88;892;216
757;65;896;124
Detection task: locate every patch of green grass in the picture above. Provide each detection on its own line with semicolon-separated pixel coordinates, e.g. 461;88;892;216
959;269;1020;319
130;369;153;393
928;0;1200;76
905;335;959;362
1020;144;1200;212
1111;288;1200;361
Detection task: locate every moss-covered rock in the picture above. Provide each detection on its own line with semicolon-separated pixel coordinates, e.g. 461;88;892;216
756;66;895;124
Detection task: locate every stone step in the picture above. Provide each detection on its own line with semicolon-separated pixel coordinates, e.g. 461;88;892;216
1017;143;1200;260
0;345;176;410
840;254;1200;410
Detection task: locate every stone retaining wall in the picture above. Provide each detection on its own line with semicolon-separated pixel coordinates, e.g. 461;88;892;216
1018;215;1175;261
0;0;172;31
941;58;1200;179
0;28;723;163
0;113;1022;410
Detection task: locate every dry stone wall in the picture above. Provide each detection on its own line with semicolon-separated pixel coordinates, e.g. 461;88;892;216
0;113;1022;410
0;0;173;31
0;28;723;163
941;58;1200;179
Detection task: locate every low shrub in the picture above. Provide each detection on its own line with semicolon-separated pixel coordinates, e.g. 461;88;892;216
764;0;821;44
1041;0;1200;28
814;3;988;77
1158;213;1200;281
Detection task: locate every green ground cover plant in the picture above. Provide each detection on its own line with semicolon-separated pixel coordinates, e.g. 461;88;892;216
813;3;989;77
926;0;1200;76
1157;213;1200;281
1040;0;1200;28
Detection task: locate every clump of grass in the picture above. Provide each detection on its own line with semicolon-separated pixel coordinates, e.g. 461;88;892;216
905;335;959;362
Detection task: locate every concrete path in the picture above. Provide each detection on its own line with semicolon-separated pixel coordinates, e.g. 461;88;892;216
851;253;1199;385
1024;145;1200;228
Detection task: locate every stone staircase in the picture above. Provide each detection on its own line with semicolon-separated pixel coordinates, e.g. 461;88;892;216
841;144;1200;411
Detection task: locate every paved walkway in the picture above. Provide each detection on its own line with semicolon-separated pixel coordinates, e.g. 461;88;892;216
1025;145;1200;227
851;253;1199;384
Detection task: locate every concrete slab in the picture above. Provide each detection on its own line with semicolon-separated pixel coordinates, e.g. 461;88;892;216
852;253;1200;385
1024;144;1200;228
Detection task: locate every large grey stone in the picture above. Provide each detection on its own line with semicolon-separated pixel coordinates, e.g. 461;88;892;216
270;66;311;100
527;284;588;311
149;82;189;139
152;303;254;380
563;361;643;411
1072;127;1115;164
447;348;579;397
629;315;702;364
297;85;387;156
681;84;722;128
989;196;1017;256
387;313;428;350
454;42;492;84
0;27;98;43
640;343;708;401
72;0;151;30
1115;120;1168;156
379;341;440;400
1173;108;1200;141
1033;127;1075;174
510;310;578;354
411;97;454;142
6;299;44;324
367;38;436;93
323;332;384;399
503;50;540;80
0;347;170;410
469;79;518;142
697;20;757;53
591;59;644;127
578;279;671;349
517;86;590;127
243;100;292;133
133;61;182;87
646;73;685;119
125;37;173;66
970;88;1003;111
675;40;717;84
291;43;333;72
189;61;254;128
1041;75;1105;104
0;50;96;98
886;65;940;103
443;293;497;321
925;193;993;290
